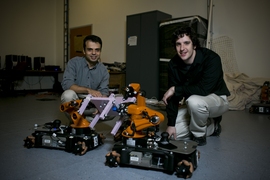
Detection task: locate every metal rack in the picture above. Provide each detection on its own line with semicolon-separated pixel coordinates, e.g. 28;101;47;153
63;0;69;70
206;0;214;49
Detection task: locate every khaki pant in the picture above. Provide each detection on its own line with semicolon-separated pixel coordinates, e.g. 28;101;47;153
175;93;229;140
61;89;91;103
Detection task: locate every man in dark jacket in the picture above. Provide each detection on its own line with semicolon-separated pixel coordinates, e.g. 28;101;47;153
162;26;230;146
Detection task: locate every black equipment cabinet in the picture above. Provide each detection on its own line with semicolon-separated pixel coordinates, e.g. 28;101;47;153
126;10;171;99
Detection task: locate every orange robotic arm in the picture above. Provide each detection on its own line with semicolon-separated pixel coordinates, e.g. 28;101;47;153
121;83;164;138
60;99;90;128
59;83;164;136
122;104;164;138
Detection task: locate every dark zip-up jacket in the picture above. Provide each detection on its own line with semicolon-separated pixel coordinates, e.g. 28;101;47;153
166;48;230;126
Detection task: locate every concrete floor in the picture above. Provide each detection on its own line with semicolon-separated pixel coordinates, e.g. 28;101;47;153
0;93;270;180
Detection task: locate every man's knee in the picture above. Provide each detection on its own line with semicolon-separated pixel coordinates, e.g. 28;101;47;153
186;95;207;113
61;89;78;103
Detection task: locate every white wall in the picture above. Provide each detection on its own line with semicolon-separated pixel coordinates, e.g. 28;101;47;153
68;0;270;78
68;0;207;63
0;0;63;67
0;0;269;89
212;0;270;78
0;0;63;90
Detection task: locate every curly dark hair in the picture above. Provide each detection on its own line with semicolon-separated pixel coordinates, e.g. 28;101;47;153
172;26;201;49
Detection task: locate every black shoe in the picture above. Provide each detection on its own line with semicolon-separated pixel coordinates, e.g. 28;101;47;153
211;116;222;136
193;135;207;146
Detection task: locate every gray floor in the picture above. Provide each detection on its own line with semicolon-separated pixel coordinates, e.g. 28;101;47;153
1;93;270;180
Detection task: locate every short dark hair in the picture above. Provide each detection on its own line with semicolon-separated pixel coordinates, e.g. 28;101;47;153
83;35;102;50
172;26;201;48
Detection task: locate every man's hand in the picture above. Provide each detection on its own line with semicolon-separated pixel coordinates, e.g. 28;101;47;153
166;126;177;140
87;89;103;97
162;86;175;105
70;85;104;97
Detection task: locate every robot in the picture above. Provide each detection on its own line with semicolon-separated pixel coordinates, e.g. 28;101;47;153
23;84;136;155
103;83;200;178
24;83;199;178
249;81;270;114
23;113;106;155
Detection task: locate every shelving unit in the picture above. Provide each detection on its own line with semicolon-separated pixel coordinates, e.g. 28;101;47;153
126;10;172;99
